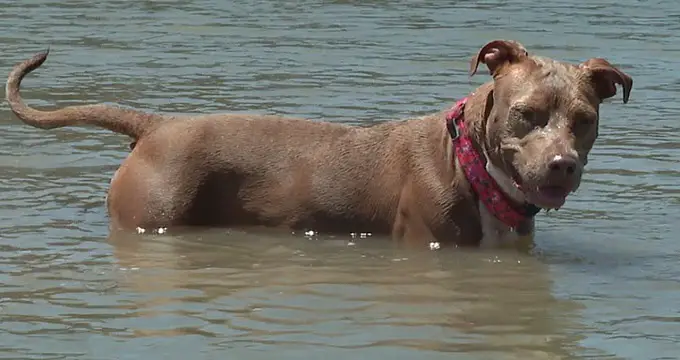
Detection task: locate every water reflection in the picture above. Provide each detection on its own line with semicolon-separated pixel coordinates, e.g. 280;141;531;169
107;229;587;358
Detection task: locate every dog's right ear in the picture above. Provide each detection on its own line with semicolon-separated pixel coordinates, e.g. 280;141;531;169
469;40;529;77
579;58;633;104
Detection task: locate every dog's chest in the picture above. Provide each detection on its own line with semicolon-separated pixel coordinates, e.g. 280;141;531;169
478;201;533;248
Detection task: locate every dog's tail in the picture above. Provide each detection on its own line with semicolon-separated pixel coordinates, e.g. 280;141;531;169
6;50;166;141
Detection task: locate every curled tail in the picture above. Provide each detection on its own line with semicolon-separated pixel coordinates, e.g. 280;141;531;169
6;50;167;140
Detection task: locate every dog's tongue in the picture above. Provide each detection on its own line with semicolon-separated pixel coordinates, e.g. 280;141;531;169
535;186;569;208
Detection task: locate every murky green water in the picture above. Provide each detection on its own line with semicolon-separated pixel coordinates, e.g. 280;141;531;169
1;1;679;359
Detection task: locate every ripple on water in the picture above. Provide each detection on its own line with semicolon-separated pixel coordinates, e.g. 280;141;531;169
1;0;679;359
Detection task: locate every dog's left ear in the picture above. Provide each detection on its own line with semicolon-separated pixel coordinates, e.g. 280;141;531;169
580;58;633;104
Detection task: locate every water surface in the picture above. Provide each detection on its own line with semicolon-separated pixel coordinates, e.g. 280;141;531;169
1;0;679;359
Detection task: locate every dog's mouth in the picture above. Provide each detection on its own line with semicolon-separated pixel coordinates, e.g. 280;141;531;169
525;185;572;209
508;170;573;210
498;147;579;210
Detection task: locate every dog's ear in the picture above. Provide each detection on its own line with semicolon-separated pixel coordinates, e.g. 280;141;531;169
579;58;633;104
469;40;529;77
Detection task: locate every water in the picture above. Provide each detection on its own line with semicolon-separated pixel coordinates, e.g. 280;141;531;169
1;0;679;359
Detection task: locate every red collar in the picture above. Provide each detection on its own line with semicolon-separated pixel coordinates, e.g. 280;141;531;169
446;97;541;231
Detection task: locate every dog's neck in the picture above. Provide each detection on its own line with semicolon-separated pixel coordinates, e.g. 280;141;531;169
478;128;535;246
480;149;536;248
463;83;529;206
483;145;525;204
445;91;539;246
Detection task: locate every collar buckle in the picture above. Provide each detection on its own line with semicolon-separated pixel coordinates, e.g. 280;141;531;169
446;118;461;140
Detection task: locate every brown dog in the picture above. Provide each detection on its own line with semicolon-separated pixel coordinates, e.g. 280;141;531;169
6;40;632;247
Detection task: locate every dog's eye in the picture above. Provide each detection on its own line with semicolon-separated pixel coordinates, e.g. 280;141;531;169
512;106;534;120
572;111;597;134
516;107;547;127
573;112;597;128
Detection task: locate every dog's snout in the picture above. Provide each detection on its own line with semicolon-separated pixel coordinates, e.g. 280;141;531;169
547;155;577;176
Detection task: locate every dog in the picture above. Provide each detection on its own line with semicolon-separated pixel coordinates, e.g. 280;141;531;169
6;40;632;248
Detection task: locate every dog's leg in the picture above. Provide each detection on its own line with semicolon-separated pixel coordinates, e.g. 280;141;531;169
392;181;436;245
107;154;189;231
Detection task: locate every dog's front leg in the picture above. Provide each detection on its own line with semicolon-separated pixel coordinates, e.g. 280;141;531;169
392;182;436;247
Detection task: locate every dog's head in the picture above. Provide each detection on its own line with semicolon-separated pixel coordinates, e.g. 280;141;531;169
469;40;632;209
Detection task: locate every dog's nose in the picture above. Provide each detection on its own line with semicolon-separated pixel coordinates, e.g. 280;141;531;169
548;155;577;176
